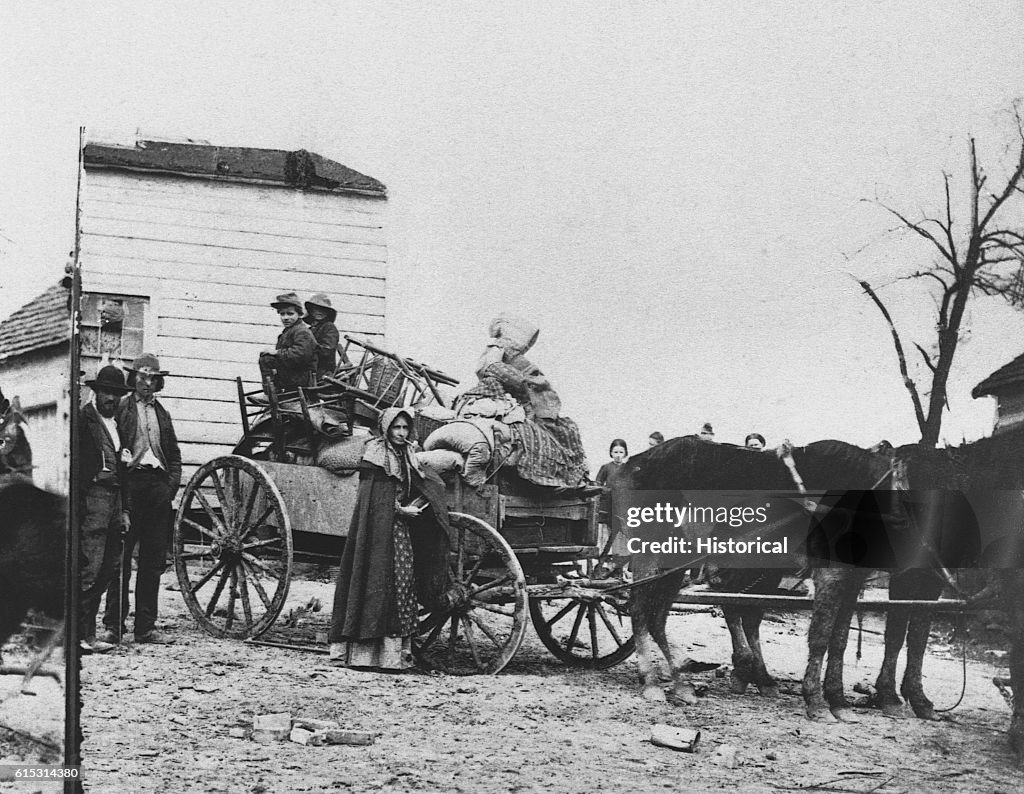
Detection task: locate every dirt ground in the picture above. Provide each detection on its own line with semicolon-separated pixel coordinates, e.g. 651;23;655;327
71;571;1022;794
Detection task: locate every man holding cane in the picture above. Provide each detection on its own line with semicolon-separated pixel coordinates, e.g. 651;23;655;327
78;365;132;653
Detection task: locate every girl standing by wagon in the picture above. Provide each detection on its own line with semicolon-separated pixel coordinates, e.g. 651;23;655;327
594;438;632;573
328;408;450;671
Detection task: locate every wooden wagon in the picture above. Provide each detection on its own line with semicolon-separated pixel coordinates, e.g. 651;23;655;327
171;337;634;674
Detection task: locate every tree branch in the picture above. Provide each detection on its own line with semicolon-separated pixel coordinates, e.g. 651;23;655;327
858;279;927;434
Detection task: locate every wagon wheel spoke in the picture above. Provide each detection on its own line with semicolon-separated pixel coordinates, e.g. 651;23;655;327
227;467;242;529
446;616;460;663
224;567;239;631
178;549;216;562
193;489;228;535
242;551;283;582
240;558;274;610
237;558;254;628
466;610;503;649
417;614;447;648
471;602;517;618
466;573;513;600
588;604;599;659
239;505;276;544
181;517;221;543
236;475;261;538
204;566;233;618
455;523;466;581
242;537;284;553
189;560;226;596
538;600;578;630
594;602;627;647
209;470;232;533
461;617;483;670
566;605;587;652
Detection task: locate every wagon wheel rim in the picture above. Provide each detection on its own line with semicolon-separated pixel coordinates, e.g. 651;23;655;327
528;558;635;669
413;511;528;675
173;455;292;639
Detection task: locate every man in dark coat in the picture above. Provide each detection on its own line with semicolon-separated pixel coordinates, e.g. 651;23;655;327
258;292;316;392
78;365;132;653
305;292;340;382
101;354;181;645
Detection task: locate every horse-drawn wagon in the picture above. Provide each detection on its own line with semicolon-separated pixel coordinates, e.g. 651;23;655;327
172;337;634;674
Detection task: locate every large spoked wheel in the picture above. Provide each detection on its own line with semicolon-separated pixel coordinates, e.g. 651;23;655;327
173;455;293;638
529;559;635;668
413;512;528;675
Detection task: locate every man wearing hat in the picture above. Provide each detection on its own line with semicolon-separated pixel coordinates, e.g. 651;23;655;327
101;354;182;645
79;365;132;654
305;292;340;382
258;292;317;393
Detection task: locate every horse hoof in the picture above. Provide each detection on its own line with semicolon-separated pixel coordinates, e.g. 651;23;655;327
912;706;942;722
728;674;749;695
668;682;699;706
831;707;859;723
642;685;667;703
757;683;780;699
806;705;838;723
880;703;907;719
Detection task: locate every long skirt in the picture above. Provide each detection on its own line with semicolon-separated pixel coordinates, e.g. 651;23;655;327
330;518;417;670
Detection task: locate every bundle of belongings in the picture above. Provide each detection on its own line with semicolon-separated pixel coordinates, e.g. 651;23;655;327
418;315;590;491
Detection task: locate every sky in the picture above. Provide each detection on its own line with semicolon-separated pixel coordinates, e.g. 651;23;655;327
2;1;1024;469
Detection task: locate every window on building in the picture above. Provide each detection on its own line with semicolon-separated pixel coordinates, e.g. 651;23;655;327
80;293;148;377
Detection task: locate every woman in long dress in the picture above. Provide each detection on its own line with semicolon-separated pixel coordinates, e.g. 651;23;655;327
329;408;450;670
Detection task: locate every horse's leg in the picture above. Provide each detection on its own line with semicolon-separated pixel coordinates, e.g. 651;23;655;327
631;571;689;703
898;570;944;720
823;572;865;719
745;611;779;697
724;606;755;694
804;568;845;722
647;573;698;706
875;571;912;717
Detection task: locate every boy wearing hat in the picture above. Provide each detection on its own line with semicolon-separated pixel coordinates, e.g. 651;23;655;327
79;365;132;653
258;292;317;393
305;292;340;382
101;354;182;645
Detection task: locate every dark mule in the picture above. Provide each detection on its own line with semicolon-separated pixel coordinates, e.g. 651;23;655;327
0;476;66;647
0;387;33;479
624;436;891;711
892;426;1024;761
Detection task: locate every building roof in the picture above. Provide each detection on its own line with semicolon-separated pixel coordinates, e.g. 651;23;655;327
973;352;1024;398
83;140;387;196
0;283;70;363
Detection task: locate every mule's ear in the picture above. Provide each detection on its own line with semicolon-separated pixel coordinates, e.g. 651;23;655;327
0;393;9;415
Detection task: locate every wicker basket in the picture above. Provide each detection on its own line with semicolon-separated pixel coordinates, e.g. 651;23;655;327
415;413;447;443
367;358;405;407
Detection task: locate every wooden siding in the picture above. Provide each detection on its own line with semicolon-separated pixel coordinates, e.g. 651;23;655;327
80;169;387;476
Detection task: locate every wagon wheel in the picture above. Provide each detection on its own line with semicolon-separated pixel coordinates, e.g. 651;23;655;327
173;455;293;639
528;559;635;668
413;512;528;675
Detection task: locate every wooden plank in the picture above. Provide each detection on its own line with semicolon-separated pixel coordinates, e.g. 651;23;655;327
81;234;386;279
86;200;386;245
86;174;385;218
173;419;242;446
160;298;384;332
82;217;387;262
159;396;241;425
671;591;971;612
503;504;590;521
179;441;237;466
253;460;360;537
80;251;385;297
81;271;385;316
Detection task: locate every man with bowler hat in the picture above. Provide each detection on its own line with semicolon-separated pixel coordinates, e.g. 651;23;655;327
79;364;132;653
100;354;181;645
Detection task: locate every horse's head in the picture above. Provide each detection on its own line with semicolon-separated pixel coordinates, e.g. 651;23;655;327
789;439;892;491
0;391;30;476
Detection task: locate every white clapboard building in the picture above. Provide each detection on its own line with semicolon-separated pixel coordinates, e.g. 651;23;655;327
78;138;388;486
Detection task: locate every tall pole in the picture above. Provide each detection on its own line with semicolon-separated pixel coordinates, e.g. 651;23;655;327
65;126;85;793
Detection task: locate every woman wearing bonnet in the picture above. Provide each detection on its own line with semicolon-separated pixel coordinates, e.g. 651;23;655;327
329;408;450;671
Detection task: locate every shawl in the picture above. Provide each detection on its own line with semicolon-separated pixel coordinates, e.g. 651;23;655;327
361;407;426;482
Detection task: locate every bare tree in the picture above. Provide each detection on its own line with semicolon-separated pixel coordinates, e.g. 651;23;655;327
861;110;1024;447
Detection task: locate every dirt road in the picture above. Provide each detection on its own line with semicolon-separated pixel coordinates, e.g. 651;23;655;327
79;573;1020;793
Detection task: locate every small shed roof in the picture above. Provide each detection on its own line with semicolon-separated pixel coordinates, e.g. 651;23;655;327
973;352;1024;398
0;283;70;363
83;140;387;196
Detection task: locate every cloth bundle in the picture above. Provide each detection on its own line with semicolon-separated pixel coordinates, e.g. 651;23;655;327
421;418;505;487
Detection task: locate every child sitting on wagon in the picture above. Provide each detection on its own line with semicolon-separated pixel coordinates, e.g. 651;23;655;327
258;292;317;396
305;293;341;382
